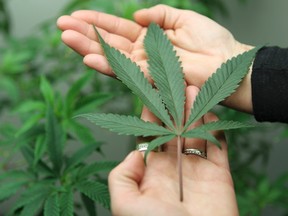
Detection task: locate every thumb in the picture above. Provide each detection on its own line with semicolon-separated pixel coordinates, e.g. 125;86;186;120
134;4;180;28
108;151;145;211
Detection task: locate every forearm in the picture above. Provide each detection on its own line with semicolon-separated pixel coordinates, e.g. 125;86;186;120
222;43;254;113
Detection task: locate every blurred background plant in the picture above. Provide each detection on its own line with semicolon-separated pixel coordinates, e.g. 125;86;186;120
0;0;288;215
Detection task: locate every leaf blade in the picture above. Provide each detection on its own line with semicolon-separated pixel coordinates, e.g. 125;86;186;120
144;23;185;128
45;105;64;174
59;188;74;216
182;130;221;148
94;26;174;130
195;120;255;131
144;134;176;162
184;47;259;130
76;181;110;210
77;113;172;137
44;194;60;216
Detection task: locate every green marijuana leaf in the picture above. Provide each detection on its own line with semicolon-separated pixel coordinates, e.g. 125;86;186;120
78;23;259;202
144;23;185;130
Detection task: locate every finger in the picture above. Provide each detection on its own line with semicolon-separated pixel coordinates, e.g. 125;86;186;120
61;29;103;56
137;106;162;150
109;151;144;213
71;10;142;42
57;16;134;55
83;54;149;79
183;86;206;154
134;4;181;29
204;113;230;170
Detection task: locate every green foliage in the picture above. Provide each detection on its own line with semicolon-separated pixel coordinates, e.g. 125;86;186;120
144;23;185;128
0;73;117;215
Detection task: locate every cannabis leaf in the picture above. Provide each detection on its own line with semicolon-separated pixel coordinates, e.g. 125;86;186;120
78;23;259;201
144;23;185;129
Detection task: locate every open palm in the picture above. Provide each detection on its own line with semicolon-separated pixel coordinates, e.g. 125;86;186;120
109;113;239;216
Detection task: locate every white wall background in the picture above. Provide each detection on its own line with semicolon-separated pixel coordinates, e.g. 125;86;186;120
1;0;288;215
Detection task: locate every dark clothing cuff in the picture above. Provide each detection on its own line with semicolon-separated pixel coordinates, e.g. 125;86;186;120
252;46;288;123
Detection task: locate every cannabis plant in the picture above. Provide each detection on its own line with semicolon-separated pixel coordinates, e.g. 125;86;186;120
0;72;118;215
79;23;258;201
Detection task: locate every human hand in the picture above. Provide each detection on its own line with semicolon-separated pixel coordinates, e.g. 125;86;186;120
57;4;253;113
108;86;239;216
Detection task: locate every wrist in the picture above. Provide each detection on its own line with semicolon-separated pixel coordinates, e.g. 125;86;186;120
222;43;255;113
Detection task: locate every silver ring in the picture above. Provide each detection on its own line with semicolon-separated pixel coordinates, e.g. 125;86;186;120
136;142;149;152
183;148;207;159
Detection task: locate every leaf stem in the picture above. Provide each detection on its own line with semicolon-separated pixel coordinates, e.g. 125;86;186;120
177;135;183;202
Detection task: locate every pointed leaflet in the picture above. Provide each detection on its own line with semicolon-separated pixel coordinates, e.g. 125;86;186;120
20;198;44;216
94;26;174;130
183;130;221;147
59;188;74;216
193;120;254;131
184;47;259;130
144;23;185;128
8;183;51;215
44;194;60;216
77;161;119;179
76;181;110;209
45;105;64;174
144;134;176;162
0;180;28;201
78;113;172;137
81;193;97;216
183;120;255;148
66;142;102;170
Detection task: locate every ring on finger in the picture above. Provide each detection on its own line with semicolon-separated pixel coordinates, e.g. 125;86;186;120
183;148;207;159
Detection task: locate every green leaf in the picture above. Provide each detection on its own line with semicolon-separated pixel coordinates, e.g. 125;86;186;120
184;47;259;130
81;193;97;216
74;93;114;115
20;197;44;216
182;130;221;148
78;113;172;137
0;76;19;102
144;134;176;162
77;161;119;179
67;120;101;147
66;143;102;170
44;194;60;216
59;188;74;216
194;120;254;131
76;181;110;210
144;23;185;128
8;183;51;215
0;180;28;201
33;134;46;167
45;105;64;174
15;113;42;137
0;170;32;181
21;146;54;176
66;71;93;114
14;100;45;113
95;26;174;130
0;50;32;73
40;76;55;105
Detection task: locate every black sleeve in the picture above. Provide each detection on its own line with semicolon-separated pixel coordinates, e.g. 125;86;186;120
251;46;288;123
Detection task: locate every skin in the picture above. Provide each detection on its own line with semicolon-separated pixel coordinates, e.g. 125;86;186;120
57;4;254;113
108;86;239;216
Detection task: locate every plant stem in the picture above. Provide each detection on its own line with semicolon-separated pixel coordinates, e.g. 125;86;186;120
177;135;183;202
